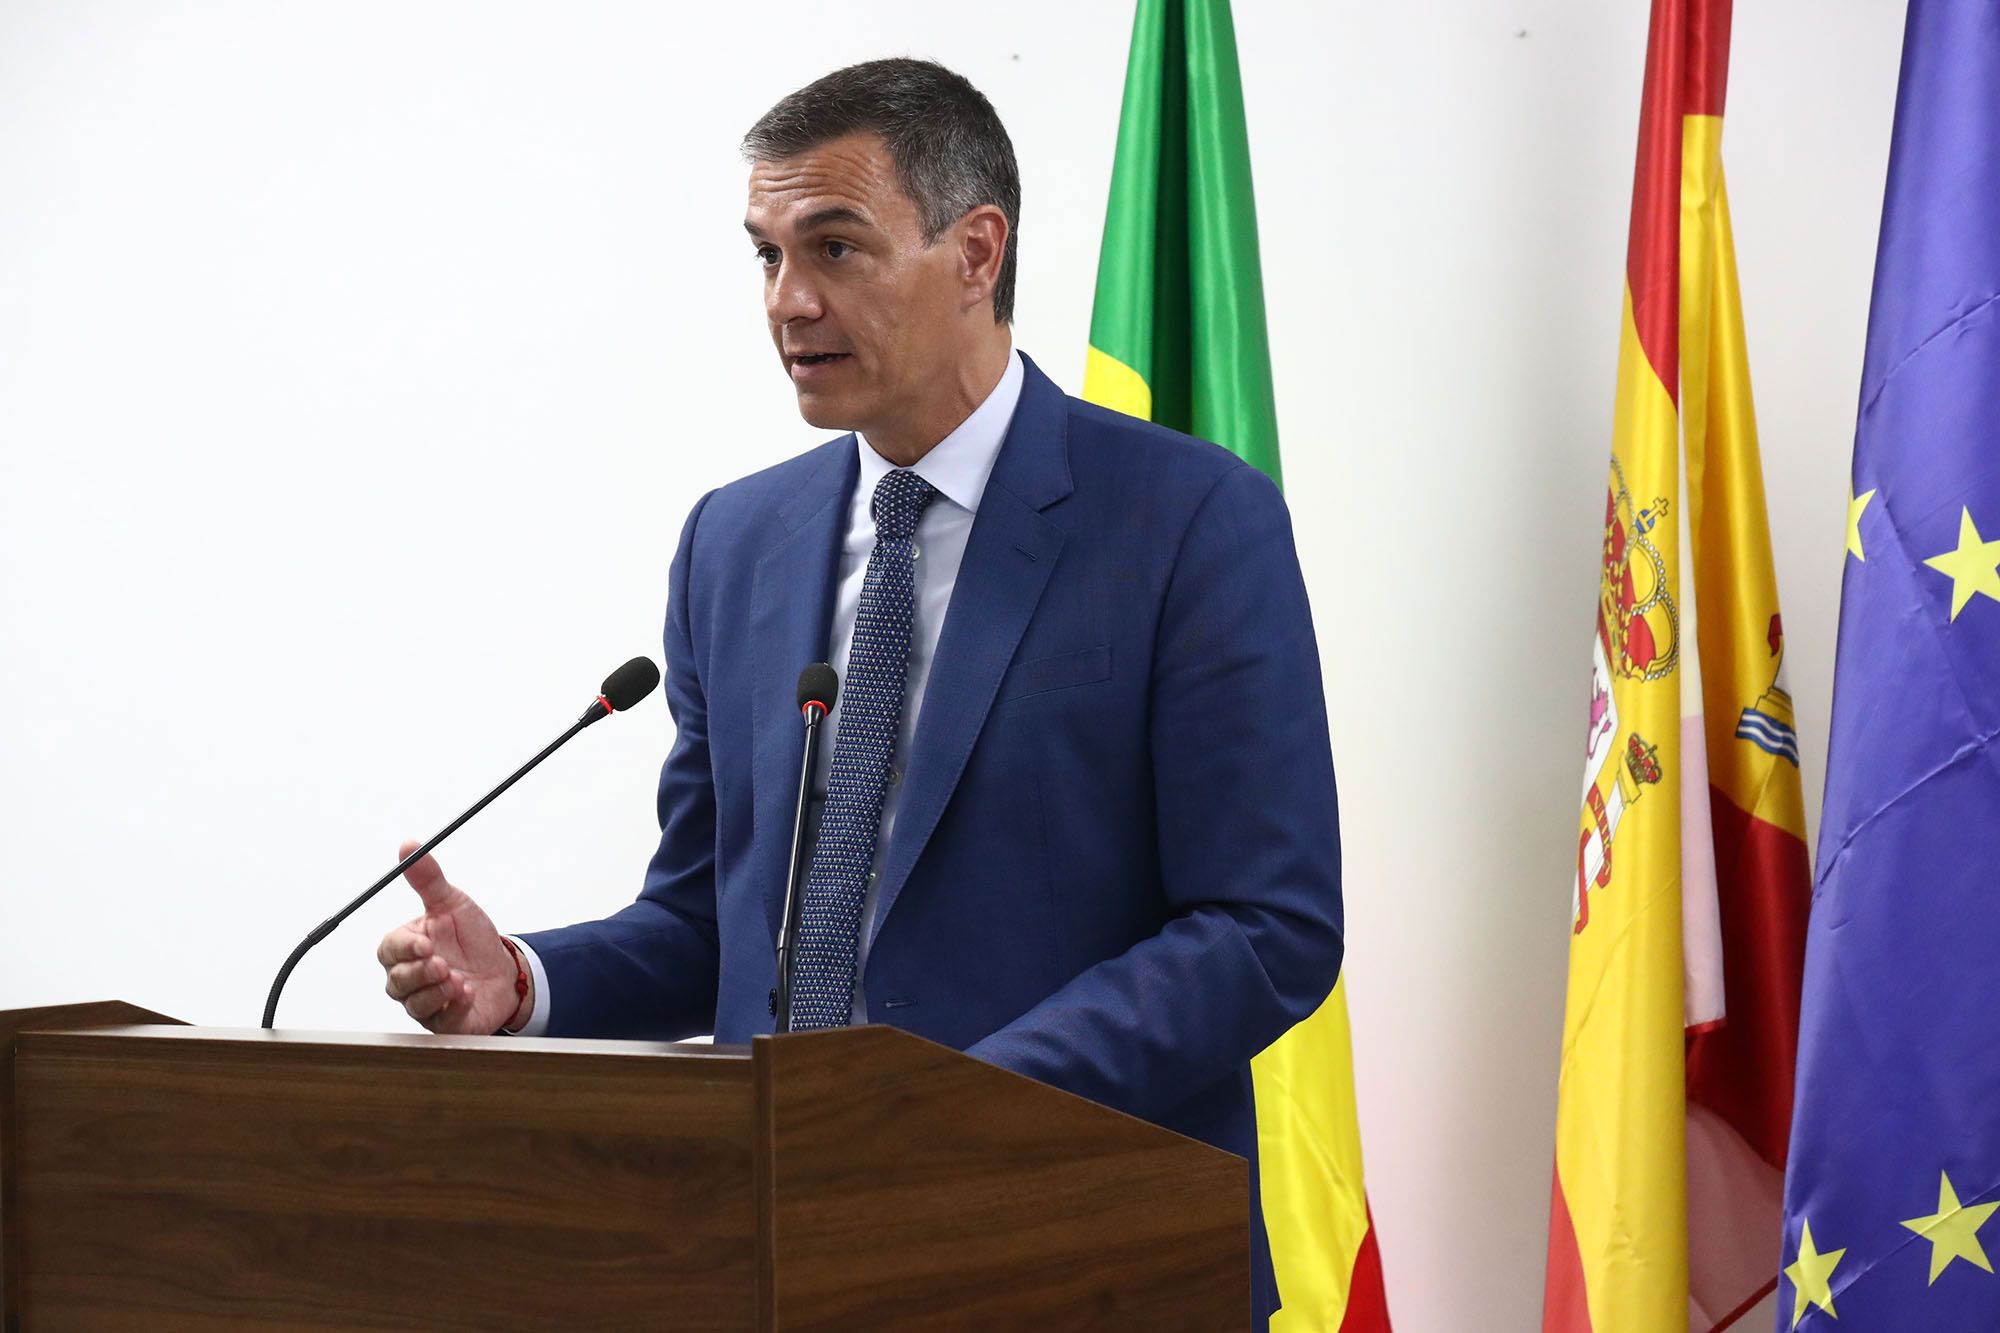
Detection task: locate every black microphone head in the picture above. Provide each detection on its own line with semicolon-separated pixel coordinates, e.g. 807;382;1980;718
796;662;838;715
601;657;661;712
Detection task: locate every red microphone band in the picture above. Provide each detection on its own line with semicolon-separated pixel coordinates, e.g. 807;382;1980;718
596;694;614;715
800;699;830;720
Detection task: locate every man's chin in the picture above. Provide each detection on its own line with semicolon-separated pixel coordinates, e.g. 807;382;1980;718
792;389;860;433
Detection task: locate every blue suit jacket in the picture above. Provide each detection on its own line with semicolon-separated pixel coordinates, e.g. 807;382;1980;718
522;354;1343;1326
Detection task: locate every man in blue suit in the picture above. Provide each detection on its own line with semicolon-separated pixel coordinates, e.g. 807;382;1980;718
376;58;1340;1327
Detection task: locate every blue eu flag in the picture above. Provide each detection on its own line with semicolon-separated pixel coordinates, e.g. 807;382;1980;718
1777;3;2000;1328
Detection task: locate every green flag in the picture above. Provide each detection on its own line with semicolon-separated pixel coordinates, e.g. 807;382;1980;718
1084;5;1393;1328
1083;0;1282;486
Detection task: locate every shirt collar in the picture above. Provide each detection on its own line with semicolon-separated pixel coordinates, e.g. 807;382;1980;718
857;347;1023;515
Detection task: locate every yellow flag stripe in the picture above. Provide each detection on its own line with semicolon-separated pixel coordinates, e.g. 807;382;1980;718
1086;338;1379;1329
1083;344;1154;420
1679;114;1808;843
1255;976;1374;1330
1554;285;1690;1332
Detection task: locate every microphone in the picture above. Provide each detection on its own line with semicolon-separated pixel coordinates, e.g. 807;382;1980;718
772;662;838;1033
259;656;662;1030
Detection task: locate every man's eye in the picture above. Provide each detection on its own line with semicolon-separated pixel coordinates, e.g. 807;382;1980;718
755;245;779;266
824;240;852;260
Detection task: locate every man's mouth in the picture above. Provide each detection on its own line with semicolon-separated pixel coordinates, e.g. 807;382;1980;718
788;352;851;381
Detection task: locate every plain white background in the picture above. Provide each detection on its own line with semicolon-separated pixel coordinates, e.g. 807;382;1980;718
0;3;1905;1328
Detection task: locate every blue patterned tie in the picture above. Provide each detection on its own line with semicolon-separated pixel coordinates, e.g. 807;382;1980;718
789;467;940;1030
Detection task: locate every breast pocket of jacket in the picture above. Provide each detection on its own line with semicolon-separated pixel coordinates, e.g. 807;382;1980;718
996;644;1113;706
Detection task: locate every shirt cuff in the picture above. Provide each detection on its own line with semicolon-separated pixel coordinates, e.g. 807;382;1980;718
499;935;552;1037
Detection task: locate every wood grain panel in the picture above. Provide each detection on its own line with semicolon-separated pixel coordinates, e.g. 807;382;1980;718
0;1001;181;1333
756;1026;1249;1332
12;1027;754;1331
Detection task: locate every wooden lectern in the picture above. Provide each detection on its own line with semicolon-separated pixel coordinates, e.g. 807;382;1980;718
0;1003;1248;1330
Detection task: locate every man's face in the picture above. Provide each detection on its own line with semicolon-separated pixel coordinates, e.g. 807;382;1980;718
745;132;971;438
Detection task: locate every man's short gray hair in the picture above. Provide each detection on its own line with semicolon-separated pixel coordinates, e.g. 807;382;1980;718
743;58;1021;324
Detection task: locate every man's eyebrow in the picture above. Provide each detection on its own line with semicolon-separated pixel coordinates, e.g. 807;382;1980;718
800;206;872;231
742;206;875;240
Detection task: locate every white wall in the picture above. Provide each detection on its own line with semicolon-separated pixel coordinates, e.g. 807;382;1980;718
0;3;1904;1328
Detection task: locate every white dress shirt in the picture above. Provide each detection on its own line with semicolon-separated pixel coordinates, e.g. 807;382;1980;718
507;347;1024;1036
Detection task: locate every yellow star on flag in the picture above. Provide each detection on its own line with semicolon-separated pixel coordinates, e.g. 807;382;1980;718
1785;1219;1846;1328
1847;486;1875;561
1902;1171;2000;1284
1922;507;2000;620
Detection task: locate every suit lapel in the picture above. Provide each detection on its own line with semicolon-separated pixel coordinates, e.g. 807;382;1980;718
750;439;858;943
869;355;1073;947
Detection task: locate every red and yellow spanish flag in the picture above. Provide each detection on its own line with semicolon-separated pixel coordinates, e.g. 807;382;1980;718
1084;3;1390;1329
1544;1;1811;1330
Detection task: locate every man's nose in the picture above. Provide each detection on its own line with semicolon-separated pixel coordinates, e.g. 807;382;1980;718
767;260;824;324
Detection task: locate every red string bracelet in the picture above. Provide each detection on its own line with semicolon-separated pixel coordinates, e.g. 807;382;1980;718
496;935;530;1028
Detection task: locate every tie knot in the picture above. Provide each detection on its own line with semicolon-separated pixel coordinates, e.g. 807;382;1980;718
870;468;938;541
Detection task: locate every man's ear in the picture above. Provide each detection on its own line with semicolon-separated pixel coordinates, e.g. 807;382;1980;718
957;205;1009;316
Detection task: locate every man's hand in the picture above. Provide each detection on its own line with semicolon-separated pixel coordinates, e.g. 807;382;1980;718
377;840;532;1034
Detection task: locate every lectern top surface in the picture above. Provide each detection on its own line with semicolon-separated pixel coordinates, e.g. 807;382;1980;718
29;1023;752;1062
